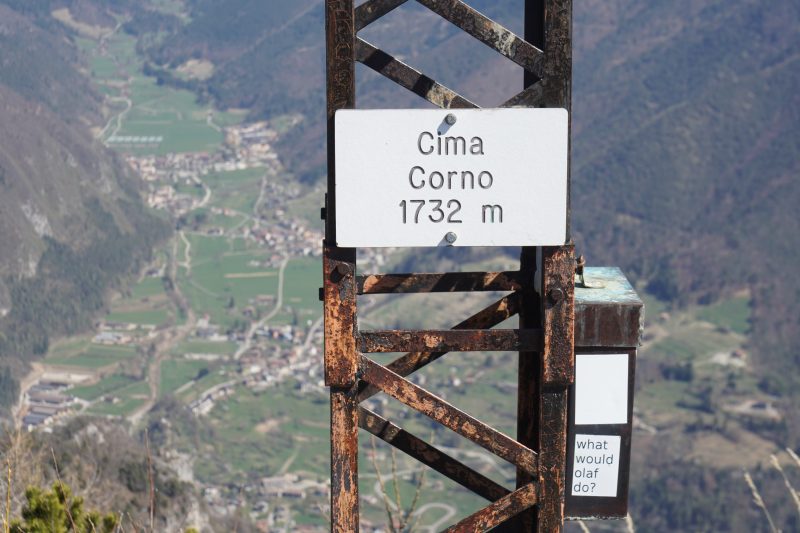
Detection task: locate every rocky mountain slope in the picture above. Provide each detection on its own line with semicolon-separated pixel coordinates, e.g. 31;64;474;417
0;1;169;376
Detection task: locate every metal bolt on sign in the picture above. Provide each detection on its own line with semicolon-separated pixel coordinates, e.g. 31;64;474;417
322;1;643;531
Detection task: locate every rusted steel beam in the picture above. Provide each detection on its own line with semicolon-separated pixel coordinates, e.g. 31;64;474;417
357;271;523;294
415;0;544;78
331;385;359;533
361;356;538;475
355;0;408;31
324;245;358;387
358;292;521;402
501;81;546;108
536;389;569;532
325;0;356;241
541;245;575;386
359;328;542;353
323;0;358;388
326;2;359;530
440;483;538;533
355;38;477;109
359;408;511;502
543;0;572;239
536;245;575;533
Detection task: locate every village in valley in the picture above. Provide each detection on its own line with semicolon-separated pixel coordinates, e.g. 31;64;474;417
13;29;341;522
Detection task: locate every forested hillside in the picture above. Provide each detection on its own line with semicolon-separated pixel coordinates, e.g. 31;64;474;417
0;1;170;396
146;0;800;404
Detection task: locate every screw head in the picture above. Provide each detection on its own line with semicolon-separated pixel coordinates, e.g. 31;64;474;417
444;232;458;244
548;287;565;304
445;113;457;125
331;263;349;281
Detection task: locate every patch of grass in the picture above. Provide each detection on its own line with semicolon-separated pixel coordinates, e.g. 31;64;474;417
646;324;741;362
87;397;146;416
106;308;170;326
174;181;205;198
160;359;211;394
130;277;166;300
635;380;692;413
180;236;277;325
282;257;322;316
285;184;325;227
697;295;750;334
191;383;330;483
70;374;137;401
48;345;137;369
175;340;236;356
178;370;231;402
48;337;91;358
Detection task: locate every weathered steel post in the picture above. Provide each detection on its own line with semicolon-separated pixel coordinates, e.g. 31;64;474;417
324;2;359;530
322;1;641;531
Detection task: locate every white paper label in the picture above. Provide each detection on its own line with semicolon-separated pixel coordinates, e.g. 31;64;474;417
575;353;629;425
571;434;621;497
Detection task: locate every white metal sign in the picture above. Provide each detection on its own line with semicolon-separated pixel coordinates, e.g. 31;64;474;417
335;108;568;247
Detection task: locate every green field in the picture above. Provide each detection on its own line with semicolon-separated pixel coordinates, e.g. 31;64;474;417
177;370;232;403
47;337;91;359
195;384;326;482
130;276;167;300
697;295;750;334
71;374;138;401
48;344;138;368
282;257;322;315
204;168;265;213
175;340;236;356
87;397;147;417
106;308;170;326
82;30;242;155
160;359;213;394
179;234;277;326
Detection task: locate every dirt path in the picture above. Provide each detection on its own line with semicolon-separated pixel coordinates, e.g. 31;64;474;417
98;96;132;141
178;231;192;272
128;235;197;425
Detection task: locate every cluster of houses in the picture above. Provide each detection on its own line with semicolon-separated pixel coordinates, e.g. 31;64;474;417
21;375;85;429
127;121;279;183
188;322;324;417
249;220;322;259
224;121;281;167
202;473;328;532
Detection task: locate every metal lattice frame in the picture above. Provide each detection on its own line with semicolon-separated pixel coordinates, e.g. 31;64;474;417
324;1;575;530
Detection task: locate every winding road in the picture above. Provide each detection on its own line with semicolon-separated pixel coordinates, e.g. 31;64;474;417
234;256;289;359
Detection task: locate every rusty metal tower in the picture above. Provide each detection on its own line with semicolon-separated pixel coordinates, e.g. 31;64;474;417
322;1;642;531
